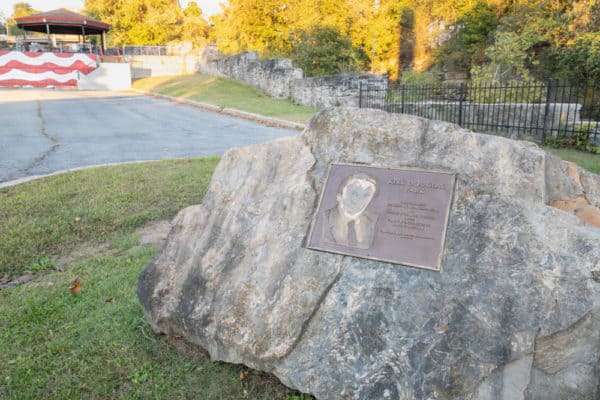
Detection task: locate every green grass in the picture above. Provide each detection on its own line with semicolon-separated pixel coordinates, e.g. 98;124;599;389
544;147;600;174
0;158;219;278
0;158;312;399
132;75;319;124
0;246;308;399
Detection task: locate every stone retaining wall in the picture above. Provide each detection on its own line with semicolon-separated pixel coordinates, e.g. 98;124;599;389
291;74;388;108
201;51;303;99
200;50;388;108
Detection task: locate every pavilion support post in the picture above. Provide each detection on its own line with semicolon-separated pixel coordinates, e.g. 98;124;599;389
102;31;106;52
82;26;88;52
46;24;50;50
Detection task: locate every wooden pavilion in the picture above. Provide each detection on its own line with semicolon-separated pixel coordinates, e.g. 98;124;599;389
15;8;111;52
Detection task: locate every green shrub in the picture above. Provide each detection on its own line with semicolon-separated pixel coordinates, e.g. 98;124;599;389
467;73;546;103
400;70;441;86
291;26;369;77
545;125;600;154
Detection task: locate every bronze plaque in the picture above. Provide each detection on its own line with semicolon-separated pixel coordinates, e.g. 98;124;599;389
307;163;455;271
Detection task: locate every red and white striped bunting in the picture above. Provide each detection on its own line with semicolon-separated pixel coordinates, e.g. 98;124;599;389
0;51;98;88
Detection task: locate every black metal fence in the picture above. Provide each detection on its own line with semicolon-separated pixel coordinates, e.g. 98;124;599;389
359;80;600;145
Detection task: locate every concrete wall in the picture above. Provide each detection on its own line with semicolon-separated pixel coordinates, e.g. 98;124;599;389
128;55;200;79
78;63;131;90
200;50;389;108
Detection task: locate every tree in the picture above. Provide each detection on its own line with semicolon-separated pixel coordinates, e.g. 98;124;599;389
0;12;6;36
211;0;308;55
208;0;596;84
435;1;499;74
554;33;600;82
211;0;402;76
567;0;600;33
8;2;39;35
489;0;600;83
85;0;186;46
469;30;542;88
290;26;369;77
181;1;211;48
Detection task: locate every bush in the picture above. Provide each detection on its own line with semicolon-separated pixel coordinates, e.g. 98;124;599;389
466;74;547;103
399;70;441;85
290;27;368;77
435;0;499;74
545;125;600;154
553;33;600;83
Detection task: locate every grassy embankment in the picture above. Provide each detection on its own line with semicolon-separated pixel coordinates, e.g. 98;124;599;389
0;158;312;400
132;74;319;124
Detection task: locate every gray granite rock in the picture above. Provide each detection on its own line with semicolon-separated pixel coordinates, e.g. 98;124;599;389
138;108;600;400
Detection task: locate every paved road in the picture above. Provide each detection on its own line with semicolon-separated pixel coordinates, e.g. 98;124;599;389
0;89;298;183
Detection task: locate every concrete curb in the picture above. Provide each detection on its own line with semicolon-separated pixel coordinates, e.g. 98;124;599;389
0;159;190;189
133;90;307;131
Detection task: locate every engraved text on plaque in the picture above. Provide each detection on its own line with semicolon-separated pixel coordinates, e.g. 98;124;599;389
307;163;455;271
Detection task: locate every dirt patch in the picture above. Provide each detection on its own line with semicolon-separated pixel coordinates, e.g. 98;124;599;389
1;220;172;290
137;220;171;247
55;243;112;271
166;335;211;364
0;271;38;289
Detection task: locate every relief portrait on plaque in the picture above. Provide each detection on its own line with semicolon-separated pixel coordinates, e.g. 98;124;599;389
322;173;379;249
308;163;455;271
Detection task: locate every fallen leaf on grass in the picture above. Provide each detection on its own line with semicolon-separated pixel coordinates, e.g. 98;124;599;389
105;296;115;303
74;216;81;222
240;371;245;380
69;276;82;295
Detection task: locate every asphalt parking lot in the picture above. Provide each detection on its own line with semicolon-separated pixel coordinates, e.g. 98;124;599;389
0;89;297;184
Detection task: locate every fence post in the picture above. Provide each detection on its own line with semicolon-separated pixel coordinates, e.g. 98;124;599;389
359;81;363;108
458;83;466;126
401;84;405;114
541;79;553;145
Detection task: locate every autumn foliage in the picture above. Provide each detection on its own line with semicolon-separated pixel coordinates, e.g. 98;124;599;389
79;0;600;82
84;0;210;48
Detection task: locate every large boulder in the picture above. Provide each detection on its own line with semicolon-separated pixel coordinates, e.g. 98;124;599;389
138;108;600;400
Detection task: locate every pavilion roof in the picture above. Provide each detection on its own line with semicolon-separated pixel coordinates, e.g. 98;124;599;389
15;8;111;35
